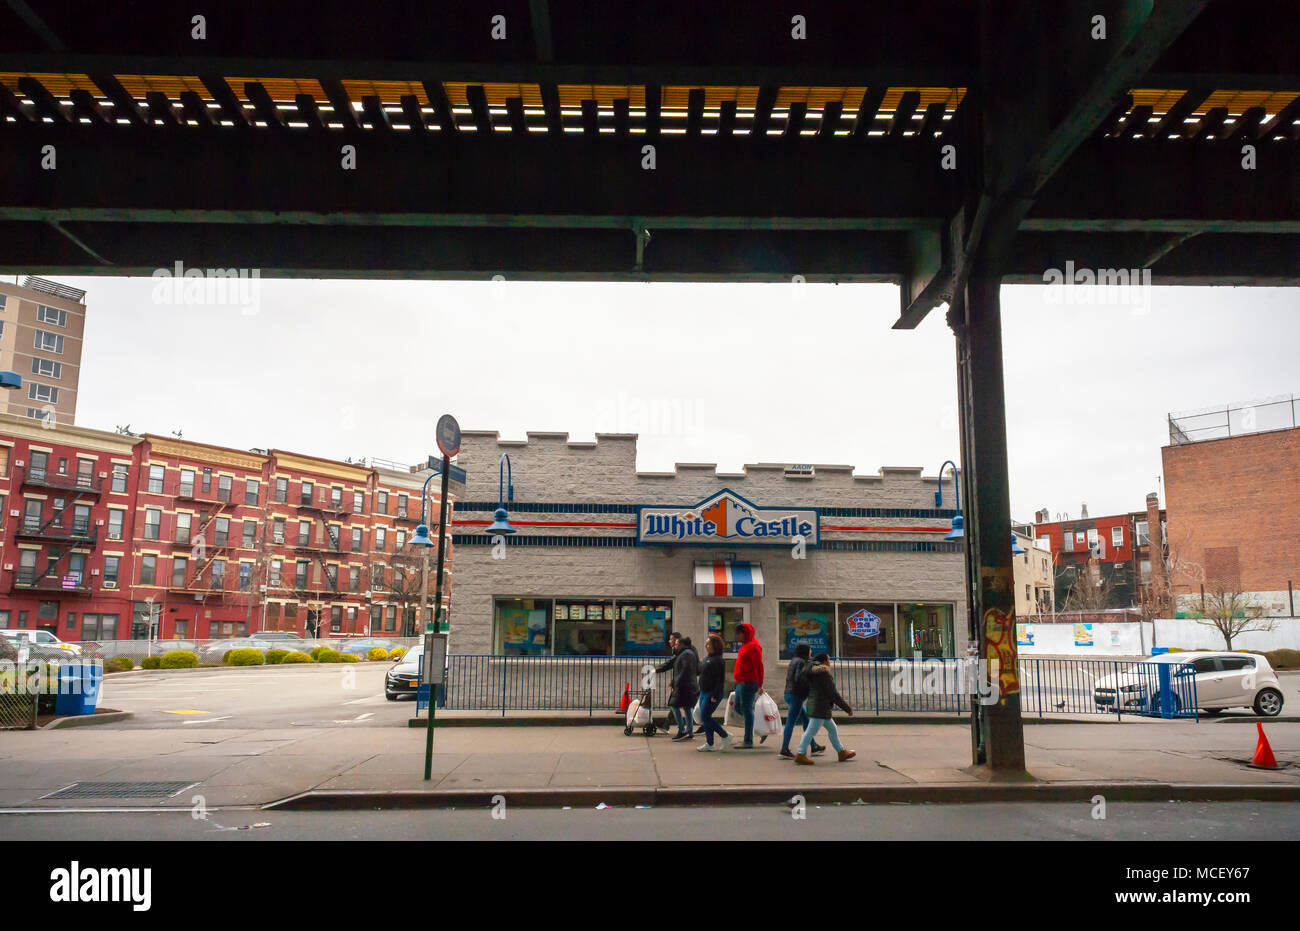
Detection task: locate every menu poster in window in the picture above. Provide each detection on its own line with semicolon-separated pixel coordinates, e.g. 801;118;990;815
786;612;829;655
555;604;568;621
707;610;722;634
501;608;532;651
603;604;615;621
624;610;666;653
526;610;548;647
587;604;602;620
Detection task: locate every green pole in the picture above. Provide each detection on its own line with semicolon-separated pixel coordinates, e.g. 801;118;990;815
423;461;451;781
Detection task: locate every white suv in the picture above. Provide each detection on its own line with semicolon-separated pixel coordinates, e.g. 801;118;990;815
1094;651;1284;717
0;629;84;657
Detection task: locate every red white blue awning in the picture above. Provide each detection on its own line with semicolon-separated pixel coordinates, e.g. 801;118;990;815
693;561;764;598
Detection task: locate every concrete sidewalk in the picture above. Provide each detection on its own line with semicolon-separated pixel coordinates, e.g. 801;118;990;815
2;717;1298;813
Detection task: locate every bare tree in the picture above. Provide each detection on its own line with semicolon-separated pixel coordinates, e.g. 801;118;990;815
1060;558;1118;612
376;551;426;637
1195;579;1277;650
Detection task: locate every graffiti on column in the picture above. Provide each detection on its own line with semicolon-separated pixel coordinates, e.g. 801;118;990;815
981;567;1019;703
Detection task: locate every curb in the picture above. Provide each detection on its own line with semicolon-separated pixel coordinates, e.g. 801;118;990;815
265;781;1300;811
41;710;133;729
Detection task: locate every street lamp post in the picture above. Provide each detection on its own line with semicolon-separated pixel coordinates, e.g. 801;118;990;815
485;453;517;536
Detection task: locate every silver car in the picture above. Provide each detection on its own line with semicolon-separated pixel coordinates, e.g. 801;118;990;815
1094;651;1284;717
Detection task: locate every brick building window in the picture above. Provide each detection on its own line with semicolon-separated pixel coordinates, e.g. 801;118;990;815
139;555;156;585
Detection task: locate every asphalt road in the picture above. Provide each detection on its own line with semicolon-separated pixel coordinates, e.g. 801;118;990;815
3;801;1296;841
100;662;409;729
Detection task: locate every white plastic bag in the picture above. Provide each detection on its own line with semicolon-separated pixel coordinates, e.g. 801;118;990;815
752;690;783;736
627;699;650;727
724;690;744;728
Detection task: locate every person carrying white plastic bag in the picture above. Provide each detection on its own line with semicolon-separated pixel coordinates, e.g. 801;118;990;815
752;689;783;738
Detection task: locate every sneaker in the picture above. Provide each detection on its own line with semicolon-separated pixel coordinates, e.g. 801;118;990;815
759;735;768;744
794;752;815;765
671;732;691;742
811;742;827;755
837;748;857;762
697;742;716;752
779;748;795;760
719;735;734;751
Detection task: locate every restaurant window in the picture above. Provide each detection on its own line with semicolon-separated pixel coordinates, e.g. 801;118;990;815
139;555;156;585
495;598;554;654
614;600;672;655
835;602;896;658
898;603;955;658
777;602;834;660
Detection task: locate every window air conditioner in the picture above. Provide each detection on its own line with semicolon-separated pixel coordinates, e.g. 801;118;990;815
103;581;117;590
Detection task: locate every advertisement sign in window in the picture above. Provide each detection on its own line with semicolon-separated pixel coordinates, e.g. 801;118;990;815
622;609;667;653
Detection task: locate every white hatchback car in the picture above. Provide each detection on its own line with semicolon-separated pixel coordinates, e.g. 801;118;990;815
1094;651;1284;717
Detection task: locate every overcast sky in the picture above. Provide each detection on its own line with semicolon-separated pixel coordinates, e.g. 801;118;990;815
51;274;1299;522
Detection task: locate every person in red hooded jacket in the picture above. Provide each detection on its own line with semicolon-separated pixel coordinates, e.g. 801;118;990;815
731;622;764;748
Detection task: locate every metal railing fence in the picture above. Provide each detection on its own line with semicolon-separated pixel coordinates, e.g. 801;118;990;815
437;655;1199;720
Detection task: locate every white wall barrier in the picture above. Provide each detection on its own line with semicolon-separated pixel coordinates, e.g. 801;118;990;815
1152;617;1300;652
1014;622;1152;656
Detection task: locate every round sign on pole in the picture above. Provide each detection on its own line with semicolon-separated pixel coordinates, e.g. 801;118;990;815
436;414;461;458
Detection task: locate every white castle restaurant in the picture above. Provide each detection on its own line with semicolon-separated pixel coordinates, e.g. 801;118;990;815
446;431;968;688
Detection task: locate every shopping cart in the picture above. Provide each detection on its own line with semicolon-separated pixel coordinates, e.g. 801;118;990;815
622;686;661;737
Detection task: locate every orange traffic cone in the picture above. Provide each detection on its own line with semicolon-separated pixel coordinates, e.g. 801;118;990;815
1251;722;1278;769
618;682;630;714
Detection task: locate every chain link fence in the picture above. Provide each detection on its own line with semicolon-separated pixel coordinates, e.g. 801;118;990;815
76;637;422;666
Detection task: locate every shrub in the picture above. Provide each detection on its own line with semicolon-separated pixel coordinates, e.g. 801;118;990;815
389;647;406;661
340;653;359;663
104;656;134;673
264;649;289;665
1265;648;1300;670
281;651;313;664
226;648;265;666
316;648;343;664
221;649;235;664
141;655;162;670
309;646;325;661
367;647;389;661
160;650;199;669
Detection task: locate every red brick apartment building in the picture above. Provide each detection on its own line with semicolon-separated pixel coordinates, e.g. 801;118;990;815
1033;502;1166;612
0;413;452;641
1162;396;1300;617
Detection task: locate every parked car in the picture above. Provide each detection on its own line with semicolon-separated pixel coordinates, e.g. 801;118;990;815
338;637;401;658
385;644;423;700
196;638;267;663
1094;651;1284;716
0;629;83;657
250;631;308;646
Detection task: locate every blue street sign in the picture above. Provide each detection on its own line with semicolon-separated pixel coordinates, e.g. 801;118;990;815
436;414;461;458
427;455;467;484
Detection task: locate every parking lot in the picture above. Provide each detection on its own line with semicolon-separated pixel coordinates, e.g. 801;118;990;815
101;662;413;729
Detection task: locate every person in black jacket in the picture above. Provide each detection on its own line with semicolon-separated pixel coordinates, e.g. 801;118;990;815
795;653;856;764
695;634;732;751
669;637;700;740
780;643;825;759
655;633;683;733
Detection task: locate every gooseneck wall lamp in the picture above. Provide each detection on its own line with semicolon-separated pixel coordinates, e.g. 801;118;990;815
485;453;517;535
936;460;964;541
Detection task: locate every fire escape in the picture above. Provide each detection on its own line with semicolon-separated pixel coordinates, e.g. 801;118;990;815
12;465;101;593
168;473;235;598
295;488;346;599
